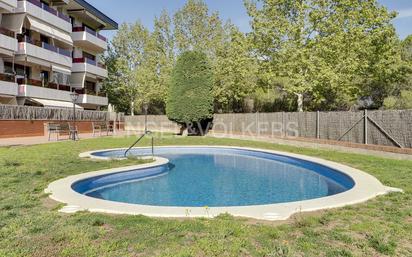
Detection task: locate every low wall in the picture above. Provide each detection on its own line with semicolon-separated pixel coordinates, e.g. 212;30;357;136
0;105;125;138
0;120;96;138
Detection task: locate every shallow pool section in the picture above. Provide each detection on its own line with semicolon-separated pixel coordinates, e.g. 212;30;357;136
74;147;354;207
46;146;399;220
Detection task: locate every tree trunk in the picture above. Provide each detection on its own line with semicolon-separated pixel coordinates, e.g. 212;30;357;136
297;93;303;112
130;100;135;116
180;126;188;136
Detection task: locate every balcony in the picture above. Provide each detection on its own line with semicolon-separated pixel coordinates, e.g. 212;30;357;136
73;88;108;106
73;88;106;97
17;78;73;102
0;27;17;55
17;36;72;68
72;27;107;52
72;57;108;78
17;0;71;33
0;73;18;96
0;0;17;12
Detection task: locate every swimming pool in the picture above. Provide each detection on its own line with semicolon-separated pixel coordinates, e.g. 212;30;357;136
46;146;398;220
74;147;354;207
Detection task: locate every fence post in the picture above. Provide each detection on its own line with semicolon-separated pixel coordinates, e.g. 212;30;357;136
316;111;320;139
364;109;368;145
282;112;285;137
256;111;259;136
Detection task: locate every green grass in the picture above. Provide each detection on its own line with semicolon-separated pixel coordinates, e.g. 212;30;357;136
0;135;411;257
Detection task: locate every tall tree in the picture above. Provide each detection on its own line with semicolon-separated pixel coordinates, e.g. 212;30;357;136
401;35;412;62
246;0;400;111
103;46;130;113
174;0;259;112
166;51;214;135
103;22;150;115
213;24;258;112
383;35;412;109
137;11;175;114
173;0;224;57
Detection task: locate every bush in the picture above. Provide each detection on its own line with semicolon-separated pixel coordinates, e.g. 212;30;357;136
166;51;214;134
384;90;412;110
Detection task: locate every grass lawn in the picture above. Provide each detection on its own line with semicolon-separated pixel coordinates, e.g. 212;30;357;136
0;135;411;257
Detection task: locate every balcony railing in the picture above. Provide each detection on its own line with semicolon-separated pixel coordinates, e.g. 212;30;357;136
72;26;107;42
0;27;15;38
0;73;16;83
73;57;106;69
17;77;71;91
17;78;42;87
47;82;71;91
18;36;72;57
73;88;106;97
20;0;71;23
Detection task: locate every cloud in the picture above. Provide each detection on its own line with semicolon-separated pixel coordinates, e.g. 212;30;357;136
395;8;412;19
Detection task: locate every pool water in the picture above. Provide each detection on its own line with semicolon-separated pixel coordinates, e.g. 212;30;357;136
73;147;354;207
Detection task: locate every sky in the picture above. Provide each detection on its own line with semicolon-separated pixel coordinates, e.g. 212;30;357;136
87;0;412;40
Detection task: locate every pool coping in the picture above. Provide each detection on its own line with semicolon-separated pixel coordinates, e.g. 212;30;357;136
45;146;403;221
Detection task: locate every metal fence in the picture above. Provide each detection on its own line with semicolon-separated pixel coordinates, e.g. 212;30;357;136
125;110;412;148
0;105;113;121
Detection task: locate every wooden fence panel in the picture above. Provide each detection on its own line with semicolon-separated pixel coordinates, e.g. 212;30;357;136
124;110;412;148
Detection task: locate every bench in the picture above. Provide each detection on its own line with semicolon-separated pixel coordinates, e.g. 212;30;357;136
46;123;79;141
92;121;114;137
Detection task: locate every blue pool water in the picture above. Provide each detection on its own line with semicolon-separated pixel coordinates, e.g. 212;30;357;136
73;147;354;207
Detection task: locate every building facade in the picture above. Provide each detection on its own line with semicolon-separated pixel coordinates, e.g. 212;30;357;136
0;0;117;110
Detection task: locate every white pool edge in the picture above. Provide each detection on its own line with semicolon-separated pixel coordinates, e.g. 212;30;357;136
46;146;403;221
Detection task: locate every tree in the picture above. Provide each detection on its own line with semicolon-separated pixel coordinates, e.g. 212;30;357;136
103;22;150;115
382;35;412;109
166;51;214;134
102;46;130;113
173;0;259;113
135;11;175;114
213;24;259;113
173;0;224;56
384;90;412;110
401;35;412;62
246;0;400;111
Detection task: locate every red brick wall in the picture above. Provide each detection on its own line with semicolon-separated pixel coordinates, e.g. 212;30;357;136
0;120;97;138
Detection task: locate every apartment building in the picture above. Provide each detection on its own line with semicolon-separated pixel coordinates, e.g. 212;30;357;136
0;0;117;110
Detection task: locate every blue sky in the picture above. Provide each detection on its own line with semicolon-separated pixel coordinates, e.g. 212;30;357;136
88;0;412;40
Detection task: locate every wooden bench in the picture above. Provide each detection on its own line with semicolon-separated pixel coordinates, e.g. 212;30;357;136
92;121;114;137
46;123;79;141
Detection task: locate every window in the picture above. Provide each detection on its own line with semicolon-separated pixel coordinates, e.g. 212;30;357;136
40;35;49;44
85;81;96;92
83;51;95;61
14;64;30;78
40;70;49;83
4;62;13;74
17;28;31;42
52;72;69;86
83;23;96;33
22;27;31;36
70;16;75;27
